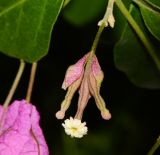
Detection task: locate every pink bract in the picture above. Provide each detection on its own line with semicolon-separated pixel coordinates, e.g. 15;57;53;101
0;100;49;155
91;56;104;87
62;53;88;90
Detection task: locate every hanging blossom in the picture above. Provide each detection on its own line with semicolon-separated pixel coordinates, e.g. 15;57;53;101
0;100;49;155
56;52;111;138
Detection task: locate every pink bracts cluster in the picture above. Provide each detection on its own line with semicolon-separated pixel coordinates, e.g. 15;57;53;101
0;100;49;155
56;52;111;121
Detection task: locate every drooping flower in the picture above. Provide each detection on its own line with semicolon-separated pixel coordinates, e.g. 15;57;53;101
62;117;87;138
0;100;49;155
56;52;111;124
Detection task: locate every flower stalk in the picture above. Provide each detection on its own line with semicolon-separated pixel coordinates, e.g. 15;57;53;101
0;60;25;128
3;59;25;108
147;136;160;155
26;62;38;103
89;0;115;61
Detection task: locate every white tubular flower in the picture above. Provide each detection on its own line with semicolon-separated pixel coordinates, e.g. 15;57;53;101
62;117;88;138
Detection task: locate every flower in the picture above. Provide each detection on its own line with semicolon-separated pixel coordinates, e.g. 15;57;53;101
98;0;115;28
56;52;111;121
62;117;88;138
0;100;49;155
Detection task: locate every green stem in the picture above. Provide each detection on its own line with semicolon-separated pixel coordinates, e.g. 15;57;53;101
87;0;115;66
91;24;105;54
147;136;160;155
85;24;105;72
26;62;37;103
115;0;160;70
3;59;25;108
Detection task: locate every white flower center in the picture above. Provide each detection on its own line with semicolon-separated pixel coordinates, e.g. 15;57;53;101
62;117;88;138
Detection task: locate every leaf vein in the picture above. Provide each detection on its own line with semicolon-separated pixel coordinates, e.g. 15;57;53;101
0;0;26;17
33;0;48;43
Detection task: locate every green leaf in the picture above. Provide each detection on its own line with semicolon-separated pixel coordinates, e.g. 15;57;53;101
134;0;160;41
63;0;106;26
63;0;71;8
0;0;64;63
111;0;132;41
145;0;160;8
114;4;160;89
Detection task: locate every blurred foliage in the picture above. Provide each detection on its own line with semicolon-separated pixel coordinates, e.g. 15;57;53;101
114;4;160;89
62;0;106;26
135;0;160;41
146;0;160;8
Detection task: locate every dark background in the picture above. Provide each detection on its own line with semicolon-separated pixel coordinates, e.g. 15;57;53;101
0;14;160;155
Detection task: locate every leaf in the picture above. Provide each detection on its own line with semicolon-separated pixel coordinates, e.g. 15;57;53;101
114;4;160;89
0;0;64;63
62;0;106;26
111;0;133;41
145;0;160;8
63;0;71;8
134;0;160;41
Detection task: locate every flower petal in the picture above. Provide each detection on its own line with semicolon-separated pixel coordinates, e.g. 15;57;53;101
56;73;83;119
91;56;104;87
0;100;49;155
1;100;31;134
88;71;111;120
62;53;88;90
74;77;90;120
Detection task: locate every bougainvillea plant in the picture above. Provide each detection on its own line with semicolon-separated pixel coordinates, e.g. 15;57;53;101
0;0;160;154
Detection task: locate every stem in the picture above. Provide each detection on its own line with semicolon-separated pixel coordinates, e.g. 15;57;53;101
0;60;25;128
103;0;115;20
3;59;25;108
147;136;160;155
26;62;37;103
115;0;160;70
85;24;105;72
87;0;115;66
91;24;105;54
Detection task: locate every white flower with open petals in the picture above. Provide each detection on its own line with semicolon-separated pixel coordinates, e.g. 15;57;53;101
62;117;88;138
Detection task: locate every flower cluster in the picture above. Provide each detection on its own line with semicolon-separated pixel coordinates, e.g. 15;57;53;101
56;52;111;138
62;117;87;138
0;100;49;155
